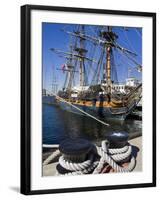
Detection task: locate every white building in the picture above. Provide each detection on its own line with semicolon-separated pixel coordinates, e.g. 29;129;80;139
111;78;140;94
72;86;89;93
126;77;139;87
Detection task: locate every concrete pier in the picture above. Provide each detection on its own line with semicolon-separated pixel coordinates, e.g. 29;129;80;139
129;136;142;171
43;136;142;176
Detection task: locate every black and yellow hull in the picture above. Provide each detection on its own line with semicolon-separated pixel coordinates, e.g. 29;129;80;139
56;99;139;120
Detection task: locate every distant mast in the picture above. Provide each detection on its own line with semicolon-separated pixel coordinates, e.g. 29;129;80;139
51;66;58;94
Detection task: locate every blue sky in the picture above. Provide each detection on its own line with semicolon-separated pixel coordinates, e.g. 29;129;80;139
42;23;142;91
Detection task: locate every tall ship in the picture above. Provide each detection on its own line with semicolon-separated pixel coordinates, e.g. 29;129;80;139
50;25;142;120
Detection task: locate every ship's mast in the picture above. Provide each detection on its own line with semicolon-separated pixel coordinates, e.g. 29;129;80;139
75;25;87;87
100;26;116;94
51;66;58;94
67;43;74;91
106;45;111;87
106;26;112;94
51;25;97;91
79;30;84;87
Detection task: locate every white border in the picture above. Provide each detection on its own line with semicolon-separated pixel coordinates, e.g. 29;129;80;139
31;10;153;190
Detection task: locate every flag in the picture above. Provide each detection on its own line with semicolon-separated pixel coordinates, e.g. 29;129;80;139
61;63;66;73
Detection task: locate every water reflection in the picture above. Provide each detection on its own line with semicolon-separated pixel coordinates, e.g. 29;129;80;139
43;104;142;144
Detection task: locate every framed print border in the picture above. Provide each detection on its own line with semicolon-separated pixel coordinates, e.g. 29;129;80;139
21;4;156;195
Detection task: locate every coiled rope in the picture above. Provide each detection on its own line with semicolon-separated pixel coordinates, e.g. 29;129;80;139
44;140;136;175
58;154;99;176
59;154;94;171
58;154;99;175
94;141;136;173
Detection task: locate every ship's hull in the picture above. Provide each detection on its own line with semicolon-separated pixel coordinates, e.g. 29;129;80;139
42;96;58;105
57;100;138;120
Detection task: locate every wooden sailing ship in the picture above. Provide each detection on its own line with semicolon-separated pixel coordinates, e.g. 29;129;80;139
50;25;142;120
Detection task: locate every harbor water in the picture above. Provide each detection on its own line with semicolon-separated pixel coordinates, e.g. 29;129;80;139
43;103;142;145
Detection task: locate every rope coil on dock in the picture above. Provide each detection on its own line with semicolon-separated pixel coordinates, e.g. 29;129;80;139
60;162;99;176
94;140;136;173
59;154;94;171
43;138;136;175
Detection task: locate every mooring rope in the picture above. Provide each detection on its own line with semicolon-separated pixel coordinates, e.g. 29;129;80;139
52;93;110;127
43;149;61;166
59;154;95;171
61;162;99;176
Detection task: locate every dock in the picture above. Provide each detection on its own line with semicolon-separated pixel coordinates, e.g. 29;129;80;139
43;136;142;176
129;136;142;171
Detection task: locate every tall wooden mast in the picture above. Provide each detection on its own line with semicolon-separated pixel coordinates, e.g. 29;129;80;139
79;25;85;87
100;26;117;94
106;45;111;90
75;25;87;87
106;26;112;93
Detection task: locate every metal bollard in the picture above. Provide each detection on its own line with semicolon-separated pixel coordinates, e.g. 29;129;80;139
56;138;93;174
106;131;130;165
106;131;129;148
